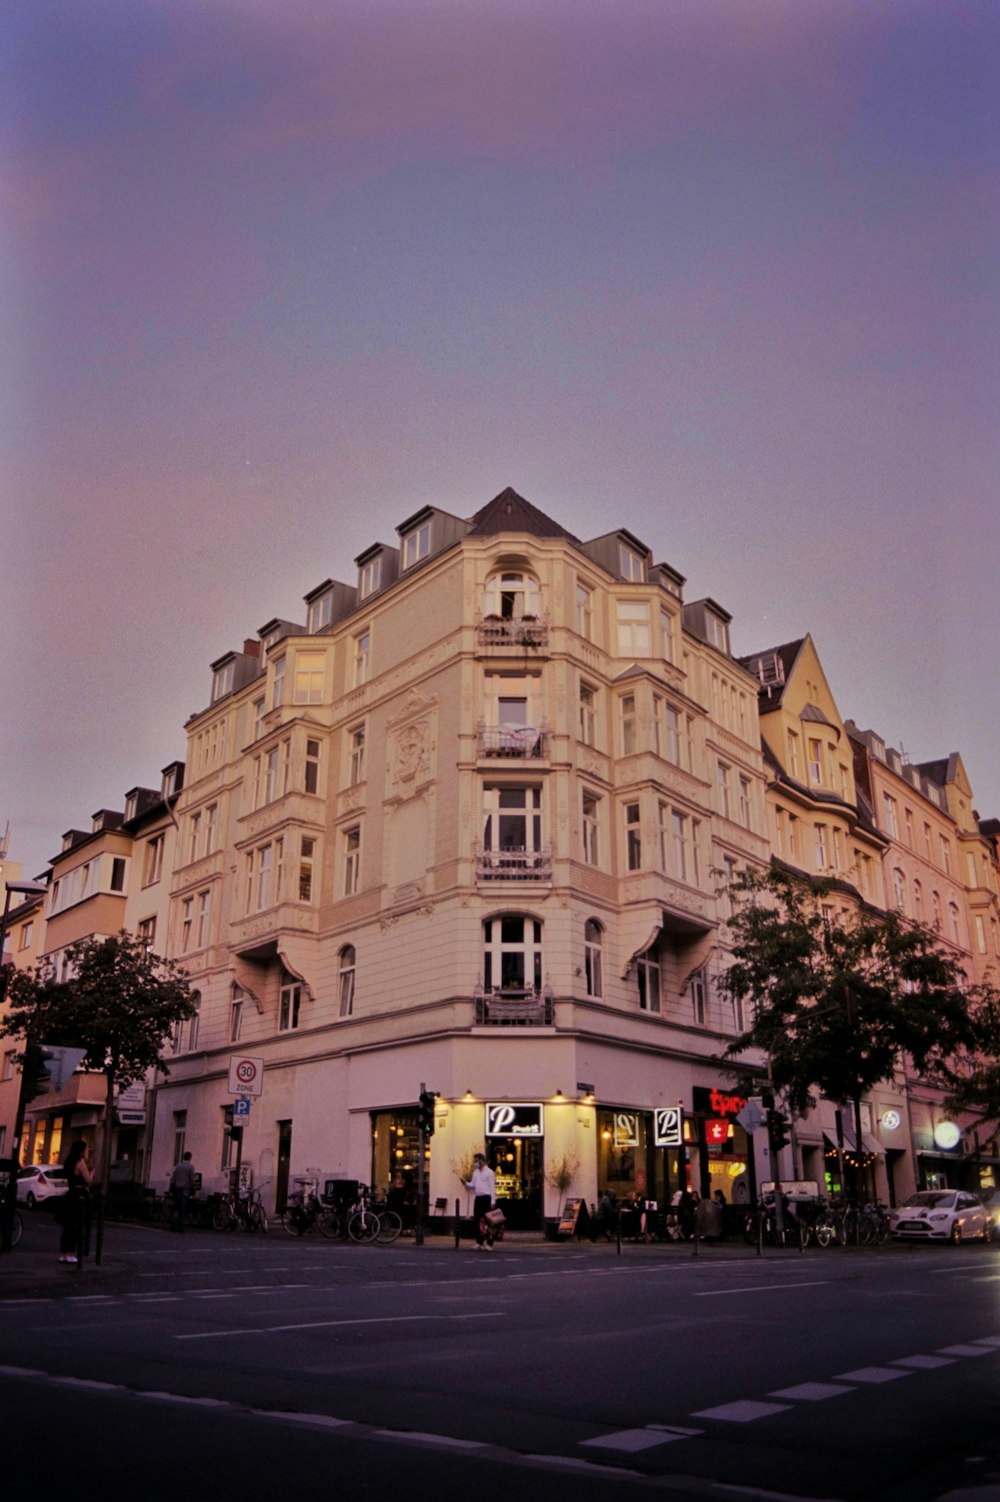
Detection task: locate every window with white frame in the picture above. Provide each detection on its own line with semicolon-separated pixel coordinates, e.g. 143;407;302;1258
948;902;961;944
738;776;752;827
19;920;33;950
402;521;431;568
664;705;681;765
143;834;164;886
359;556;381;598
975;915;987;954
205;803;219;855
230;987;245;1043
349;725;366;785
196;889;212;949
704;611;729;653
307;589;333;633
660;607;674;661
620;695;637;756
253;695;267;741
636;948;660;1012
172;1111;187;1164
932;890;942;930
882;793;898;838
482;915;543;994
579;682;596;746
939;835;951;875
625;802;642;871
584;919;603;998
272;655;286;709
294;651;325;705
298;837;316;902
180;897;194;953
343;826;361;896
3;1051;15;1082
305;738;321;795
187;991;201;1052
616;601;650;656
690;969;707;1025
618;542;645;581
913;880;923;923
815;824;829;869
808;738;824;786
657;801;670;872
892;868;906;912
483;786;542;858
187;811;201;865
211;662;234;702
247;839;283;912
576;582;593;640
582;789;600;866
716;762;731;820
338;946;356;1017
354;630;370;687
671;809;697;883
906;809;916;849
483;570;540;620
787;731;800;779
279;972;301;1031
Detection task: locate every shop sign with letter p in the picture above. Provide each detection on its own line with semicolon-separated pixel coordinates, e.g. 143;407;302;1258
228;1055;264;1097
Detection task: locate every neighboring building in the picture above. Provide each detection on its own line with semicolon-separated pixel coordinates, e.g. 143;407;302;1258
23;812;134;1166
148;488;770;1221
0;884;46;1161
848;725;1000;1194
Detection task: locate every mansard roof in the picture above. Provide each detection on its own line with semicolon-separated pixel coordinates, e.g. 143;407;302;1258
467;487;580;544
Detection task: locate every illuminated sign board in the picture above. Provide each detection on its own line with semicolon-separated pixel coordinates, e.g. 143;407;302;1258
485;1103;543;1137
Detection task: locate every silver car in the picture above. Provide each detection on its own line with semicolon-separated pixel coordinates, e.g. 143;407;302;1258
888;1189;992;1244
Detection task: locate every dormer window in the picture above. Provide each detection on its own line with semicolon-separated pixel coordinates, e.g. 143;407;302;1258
359;556;382;598
162;765;180;799
704;612;729;654
619;543;646;583
402;521;431;569
211;661;235;702
124;792;138;822
307;589;333;634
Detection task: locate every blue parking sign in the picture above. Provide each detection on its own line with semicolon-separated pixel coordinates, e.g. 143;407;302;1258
233;1098;251;1119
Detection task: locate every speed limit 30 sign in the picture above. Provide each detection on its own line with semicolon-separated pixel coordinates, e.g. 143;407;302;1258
228;1055;265;1097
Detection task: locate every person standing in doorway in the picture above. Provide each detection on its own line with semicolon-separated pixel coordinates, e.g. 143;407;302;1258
169;1151;198;1232
464;1152;497;1250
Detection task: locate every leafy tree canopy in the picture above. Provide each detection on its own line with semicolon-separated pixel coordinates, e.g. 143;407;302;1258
1;931;195;1089
718;865;977;1119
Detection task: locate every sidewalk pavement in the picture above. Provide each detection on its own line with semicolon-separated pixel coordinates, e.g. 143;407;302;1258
0;1213;902;1298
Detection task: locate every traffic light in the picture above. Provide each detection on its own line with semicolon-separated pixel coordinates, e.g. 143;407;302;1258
418;1090;437;1138
767;1109;791;1154
20;1043;87;1102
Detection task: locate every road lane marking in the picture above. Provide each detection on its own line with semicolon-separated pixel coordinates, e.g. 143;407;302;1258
176;1311;504;1341
768;1383;853;1401
890;1355;955;1369
833;1367;911;1383
936;1344;993;1357
693;1400;791;1422
581;1428;682;1452
695;1280;830;1297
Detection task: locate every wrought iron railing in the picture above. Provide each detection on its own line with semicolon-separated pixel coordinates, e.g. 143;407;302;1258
476;723;549;758
475;846;553;880
476;616;550;649
473;985;554;1026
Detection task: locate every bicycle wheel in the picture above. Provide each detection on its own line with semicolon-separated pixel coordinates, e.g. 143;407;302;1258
375;1209;402;1245
317;1206;341;1239
348;1210;379;1244
251;1200;268;1233
213;1199;235;1232
857;1215;875;1247
282;1208;307;1236
11;1209;22;1247
814;1217;834;1248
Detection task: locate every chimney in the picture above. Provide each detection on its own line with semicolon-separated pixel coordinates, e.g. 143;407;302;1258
243;639;261;658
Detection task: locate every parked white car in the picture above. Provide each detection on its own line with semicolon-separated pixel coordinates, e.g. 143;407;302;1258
888;1190;993;1244
16;1163;68;1209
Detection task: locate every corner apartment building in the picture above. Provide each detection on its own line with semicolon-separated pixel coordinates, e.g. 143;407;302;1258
0;885;45;1161
148;488;770;1223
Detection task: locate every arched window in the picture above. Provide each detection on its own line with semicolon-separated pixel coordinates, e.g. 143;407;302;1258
931;891;942;931
483;915;542;995
892;868;906;913
339;946;356;1018
912;880;923;924
483;570;540;621
948;903;961;945
584;920;603;998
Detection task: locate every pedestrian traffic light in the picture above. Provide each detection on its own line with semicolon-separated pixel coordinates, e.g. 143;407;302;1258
767;1109;790;1153
418;1090;436;1138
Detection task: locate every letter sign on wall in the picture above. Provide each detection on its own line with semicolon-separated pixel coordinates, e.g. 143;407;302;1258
654;1107;683;1146
485;1103;544;1137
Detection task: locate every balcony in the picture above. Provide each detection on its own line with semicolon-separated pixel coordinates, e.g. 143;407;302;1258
474;984;554;1026
475;846;553;881
476;616;549;650
476;723;549;759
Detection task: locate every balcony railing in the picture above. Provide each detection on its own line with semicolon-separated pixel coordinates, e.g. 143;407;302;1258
476;723;549;759
475;846;553;881
474;984;554;1026
476;616;549;649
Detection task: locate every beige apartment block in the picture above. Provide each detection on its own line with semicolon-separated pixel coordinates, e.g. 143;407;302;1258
149;489;771;1225
0;884;45;1162
20;813;134;1167
847;725;1000;1192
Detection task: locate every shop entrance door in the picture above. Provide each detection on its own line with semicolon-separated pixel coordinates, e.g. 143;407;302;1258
488;1138;542;1230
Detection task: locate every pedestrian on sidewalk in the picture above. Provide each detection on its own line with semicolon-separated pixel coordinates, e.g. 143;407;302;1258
57;1139;93;1264
168;1152;198;1232
463;1152;497;1250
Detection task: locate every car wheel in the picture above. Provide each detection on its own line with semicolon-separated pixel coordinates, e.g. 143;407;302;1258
25;1192;36;1210
951;1221;962;1245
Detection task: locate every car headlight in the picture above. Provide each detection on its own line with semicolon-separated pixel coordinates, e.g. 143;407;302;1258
928;1213;948;1221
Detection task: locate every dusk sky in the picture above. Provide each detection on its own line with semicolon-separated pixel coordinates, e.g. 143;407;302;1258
3;0;997;882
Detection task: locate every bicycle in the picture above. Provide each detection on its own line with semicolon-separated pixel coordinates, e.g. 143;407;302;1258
214;1184;270;1233
281;1188;339;1238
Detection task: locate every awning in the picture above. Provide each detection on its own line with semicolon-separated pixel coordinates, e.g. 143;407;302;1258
824;1129;882;1157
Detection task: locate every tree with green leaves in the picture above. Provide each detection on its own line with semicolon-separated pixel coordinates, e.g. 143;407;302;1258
1;931;195;1193
940;988;1000;1151
717;865;978;1190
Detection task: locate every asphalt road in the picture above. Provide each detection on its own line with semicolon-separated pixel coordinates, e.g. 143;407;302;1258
3;1217;1000;1502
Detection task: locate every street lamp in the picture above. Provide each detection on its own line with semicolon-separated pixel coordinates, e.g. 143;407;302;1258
0;880;48;1254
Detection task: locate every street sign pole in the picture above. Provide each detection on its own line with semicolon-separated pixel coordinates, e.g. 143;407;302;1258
415;1080;426;1247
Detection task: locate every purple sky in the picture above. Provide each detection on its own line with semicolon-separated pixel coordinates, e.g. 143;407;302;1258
3;0;998;881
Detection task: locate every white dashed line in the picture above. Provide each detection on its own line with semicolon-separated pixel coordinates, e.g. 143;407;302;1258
693;1400;791;1423
768;1382;853;1401
891;1355;955;1369
936;1344;993;1358
833;1366;911;1384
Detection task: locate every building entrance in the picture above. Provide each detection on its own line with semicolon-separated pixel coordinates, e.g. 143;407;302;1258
486;1138;542;1230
